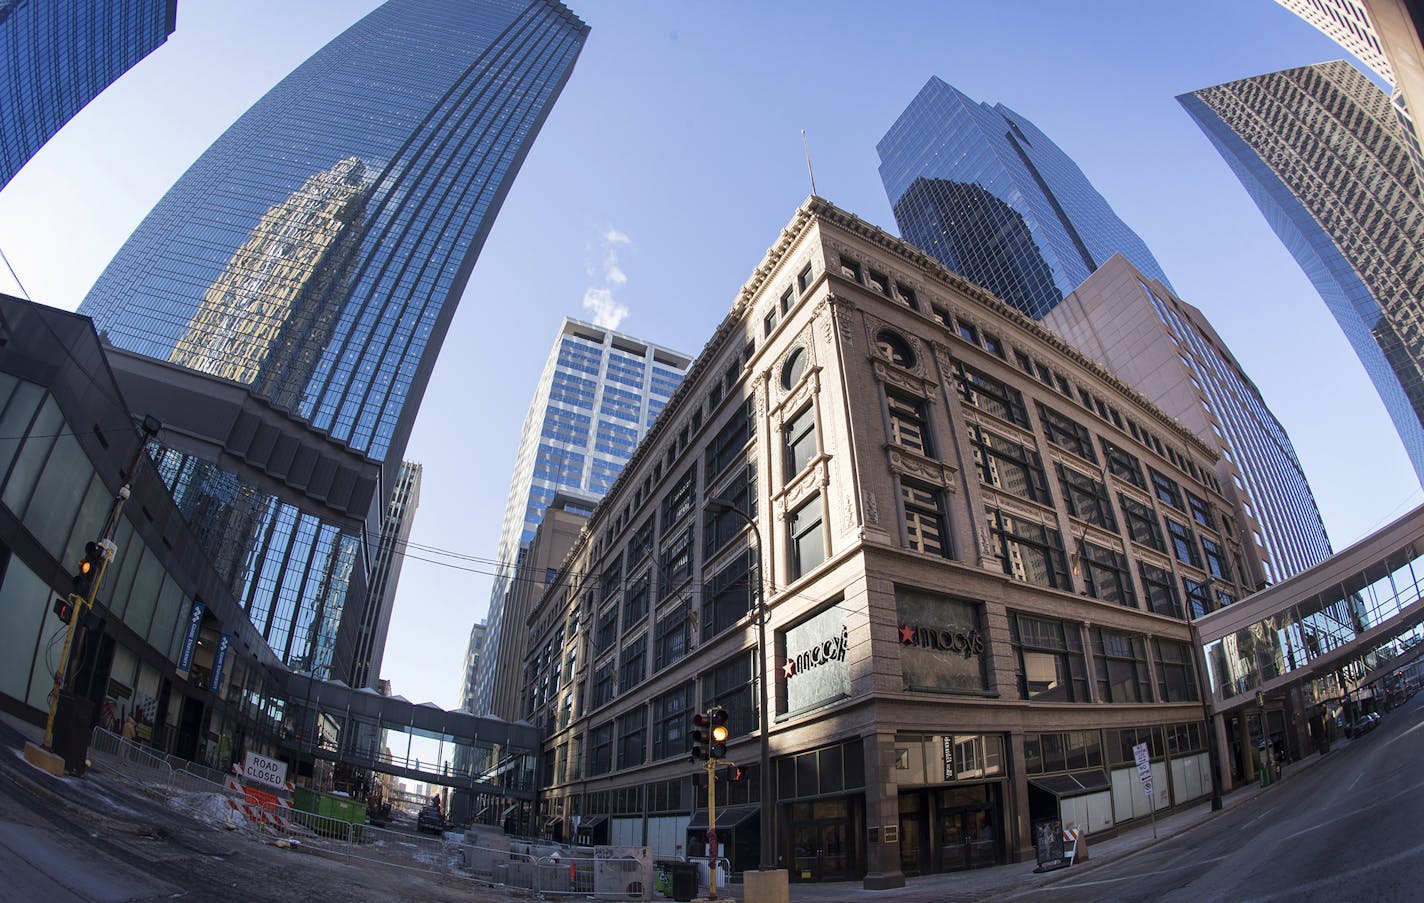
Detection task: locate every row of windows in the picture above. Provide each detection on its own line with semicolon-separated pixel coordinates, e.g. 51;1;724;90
1008;611;1199;705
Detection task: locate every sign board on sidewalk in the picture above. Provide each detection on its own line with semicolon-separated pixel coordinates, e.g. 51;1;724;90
1132;741;1154;797
242;751;289;789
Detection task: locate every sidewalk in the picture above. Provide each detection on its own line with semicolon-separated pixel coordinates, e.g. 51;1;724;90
721;746;1338;902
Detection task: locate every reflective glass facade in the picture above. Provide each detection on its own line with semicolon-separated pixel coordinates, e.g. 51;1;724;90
1180;61;1424;486
465;319;689;714
877;77;1173;319
0;0;176;188
78;0;588;680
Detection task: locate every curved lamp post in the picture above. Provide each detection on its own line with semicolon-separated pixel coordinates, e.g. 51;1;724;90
706;495;775;872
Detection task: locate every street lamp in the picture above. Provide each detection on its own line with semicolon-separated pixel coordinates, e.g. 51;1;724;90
705;494;774;873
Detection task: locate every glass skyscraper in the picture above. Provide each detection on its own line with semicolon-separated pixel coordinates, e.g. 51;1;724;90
877;77;1173;320
80;0;588;679
1180;60;1424;486
0;0;176;189
465;318;689;716
879;76;1332;583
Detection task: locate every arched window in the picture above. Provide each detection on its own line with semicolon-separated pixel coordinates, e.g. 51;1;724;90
877;330;915;368
781;346;807;390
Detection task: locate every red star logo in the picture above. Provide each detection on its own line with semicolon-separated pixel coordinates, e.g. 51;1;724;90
783;658;797;679
899;624;916;645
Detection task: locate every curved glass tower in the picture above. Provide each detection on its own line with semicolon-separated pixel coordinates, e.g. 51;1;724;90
81;0;588;680
877;77;1173;319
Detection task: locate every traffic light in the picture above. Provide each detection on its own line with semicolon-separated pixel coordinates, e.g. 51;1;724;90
53;594;75;624
708;706;730;759
72;541;105;601
690;712;710;762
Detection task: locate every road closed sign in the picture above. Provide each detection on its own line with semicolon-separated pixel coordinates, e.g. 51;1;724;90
243;751;288;789
1132;741;1154;797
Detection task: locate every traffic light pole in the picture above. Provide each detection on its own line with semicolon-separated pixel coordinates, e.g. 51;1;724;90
706;754;719;900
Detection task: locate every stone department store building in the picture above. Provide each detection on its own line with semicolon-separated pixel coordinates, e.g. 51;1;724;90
521;198;1250;888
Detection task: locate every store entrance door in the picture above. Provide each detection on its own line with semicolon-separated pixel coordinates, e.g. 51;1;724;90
790;800;854;881
937;785;1000;872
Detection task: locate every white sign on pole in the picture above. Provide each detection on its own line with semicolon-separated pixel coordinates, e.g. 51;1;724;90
1132;741;1154;797
242;751;289;789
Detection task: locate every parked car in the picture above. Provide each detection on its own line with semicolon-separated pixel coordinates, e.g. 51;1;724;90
417;805;446;834
1348;712;1380;737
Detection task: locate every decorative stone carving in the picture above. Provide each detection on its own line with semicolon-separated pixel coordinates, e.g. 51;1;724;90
865;490;880;526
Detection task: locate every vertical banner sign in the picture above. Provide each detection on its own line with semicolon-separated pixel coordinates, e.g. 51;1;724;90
1132;742;1154;796
942;735;956;781
178;600;205;672
209;633;231;694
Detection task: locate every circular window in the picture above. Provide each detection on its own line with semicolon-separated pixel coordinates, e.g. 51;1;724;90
876;330;916;368
781;347;807;390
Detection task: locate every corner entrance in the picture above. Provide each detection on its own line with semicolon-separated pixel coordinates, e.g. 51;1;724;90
789;798;858;882
898;783;1002;875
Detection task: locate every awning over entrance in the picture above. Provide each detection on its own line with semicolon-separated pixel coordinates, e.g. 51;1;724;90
1028;770;1110;798
688;805;759;830
576;815;608;830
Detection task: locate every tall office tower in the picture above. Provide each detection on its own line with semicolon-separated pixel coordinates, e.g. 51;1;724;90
877;77;1174;320
351;460;422;689
465;318;690;716
0;0;176;189
79;0;588;679
1274;0;1424;180
1181;60;1424;486
879;76;1333;581
1045;255;1332;585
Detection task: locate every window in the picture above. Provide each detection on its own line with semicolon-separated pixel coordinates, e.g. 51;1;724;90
789;494;825;579
987;509;1070;590
662;467;697;528
1183;577;1213;619
629;518;654;564
702;653;756;737
895;283;919;310
589;722;613;776
1187;492;1214;529
623;572;649;625
652;683;694;761
1092;629;1151;703
1015;349;1034;374
839;257;862;283
703;464;756;557
781;346;807;390
887;391;932;457
957;320;980;345
1024;731;1103;774
591;659;616;710
1139;562;1182;618
595;604;619;656
876;330;916;368
930;304;952;328
660;529;693;593
1057;464;1116;530
901;479;951;557
868;269;890;294
619;635;646;690
1079;542;1136;608
957;362;1029;427
983;333;1005;358
763;309;779;337
797;263;813;293
1119;493;1165;551
1009;613;1088;702
968;424;1051;503
785;404;817;476
1150;468;1183;510
1154;639;1198;702
1038;403;1097;463
780;287;794;314
705;398;754;477
616;708;646;770
1166;518;1200;567
654;599;691;671
1201;537;1230;581
1101;438;1145;489
601;558;622;603
702;550;754;640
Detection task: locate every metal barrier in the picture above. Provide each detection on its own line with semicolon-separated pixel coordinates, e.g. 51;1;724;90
89;727;178;776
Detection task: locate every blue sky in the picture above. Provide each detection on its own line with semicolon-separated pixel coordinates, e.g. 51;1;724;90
0;1;1417;710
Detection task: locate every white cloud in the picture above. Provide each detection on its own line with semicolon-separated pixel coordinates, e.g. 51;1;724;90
582;225;633;330
582;287;629;330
